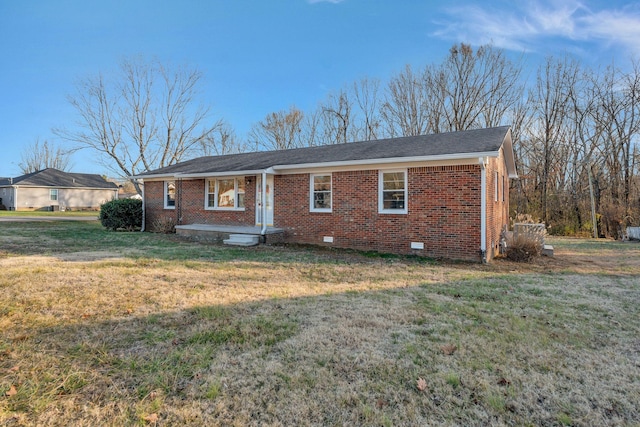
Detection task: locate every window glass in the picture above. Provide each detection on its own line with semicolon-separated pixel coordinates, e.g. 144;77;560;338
237;178;245;208
165;181;175;207
50;189;58;201
382;172;405;210
207;180;216;207
312;175;331;210
207;177;244;209
217;179;235;207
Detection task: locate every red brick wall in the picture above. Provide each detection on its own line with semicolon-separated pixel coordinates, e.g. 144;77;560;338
144;181;177;229
274;166;483;261
144;177;255;230
485;150;510;261
144;160;512;262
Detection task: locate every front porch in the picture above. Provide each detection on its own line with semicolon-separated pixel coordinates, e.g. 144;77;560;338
175;223;284;245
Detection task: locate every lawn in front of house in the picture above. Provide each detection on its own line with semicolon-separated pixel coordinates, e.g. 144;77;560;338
0;222;638;426
0;210;98;217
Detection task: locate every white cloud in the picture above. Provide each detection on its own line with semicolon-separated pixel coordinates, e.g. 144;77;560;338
433;1;640;56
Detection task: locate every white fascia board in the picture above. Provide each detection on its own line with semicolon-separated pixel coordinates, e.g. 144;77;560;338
132;153;502;179
178;170;266;179
271;152;500;173
133;169;267;180
129;173;173;180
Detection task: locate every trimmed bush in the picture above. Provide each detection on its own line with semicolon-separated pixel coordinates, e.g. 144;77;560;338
99;199;142;231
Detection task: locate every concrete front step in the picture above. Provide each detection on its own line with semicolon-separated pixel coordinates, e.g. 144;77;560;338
223;234;260;246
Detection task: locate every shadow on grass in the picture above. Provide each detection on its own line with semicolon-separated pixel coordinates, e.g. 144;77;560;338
2;221;640;425
2;267;639;425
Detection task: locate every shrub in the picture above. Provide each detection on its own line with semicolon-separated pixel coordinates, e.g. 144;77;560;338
150;216;176;234
99;199;142;231
505;232;543;262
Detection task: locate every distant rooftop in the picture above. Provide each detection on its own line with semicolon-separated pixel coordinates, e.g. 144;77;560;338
0;168;118;189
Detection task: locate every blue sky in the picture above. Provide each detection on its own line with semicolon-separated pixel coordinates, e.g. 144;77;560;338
1;0;640;177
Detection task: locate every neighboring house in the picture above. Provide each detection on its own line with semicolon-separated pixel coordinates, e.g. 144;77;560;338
136;126;517;262
0;168;118;211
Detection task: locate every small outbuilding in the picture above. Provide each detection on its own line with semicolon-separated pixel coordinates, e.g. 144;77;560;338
0;168;118;211
135;126;517;262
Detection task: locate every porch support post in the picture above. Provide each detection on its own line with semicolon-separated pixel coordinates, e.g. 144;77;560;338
479;157;487;263
261;170;267;236
140;179;145;232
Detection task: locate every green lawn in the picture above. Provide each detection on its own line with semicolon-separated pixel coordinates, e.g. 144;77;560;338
1;222;638;426
0;210;98;217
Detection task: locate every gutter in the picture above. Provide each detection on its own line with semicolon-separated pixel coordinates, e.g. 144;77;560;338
271;151;501;172
479;157;487;263
131;169;267;180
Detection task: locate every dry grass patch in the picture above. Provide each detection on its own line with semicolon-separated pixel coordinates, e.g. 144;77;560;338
1;224;639;426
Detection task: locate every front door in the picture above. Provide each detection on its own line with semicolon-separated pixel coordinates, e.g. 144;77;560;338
256;175;274;226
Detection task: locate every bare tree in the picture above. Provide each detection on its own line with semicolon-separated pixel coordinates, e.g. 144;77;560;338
437;43;523;131
590;61;640;236
381;65;430;137
526;56;581;225
249;106;305;151
300;108;323;147
320;89;354;144
200;120;248;156
507;97;534;216
352;77;382;141
19;138;71;174
54;57;224;194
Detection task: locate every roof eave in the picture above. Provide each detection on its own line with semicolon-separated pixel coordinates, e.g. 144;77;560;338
271;151;502;172
132;150;507;179
131;169;269;180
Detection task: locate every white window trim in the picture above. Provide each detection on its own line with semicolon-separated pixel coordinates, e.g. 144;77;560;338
310;173;332;213
50;188;58;201
164;181;175;209
204;177;246;211
494;171;499;202
378;169;408;214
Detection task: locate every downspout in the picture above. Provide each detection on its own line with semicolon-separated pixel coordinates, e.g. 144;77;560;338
479;157;487;263
260;170;268;238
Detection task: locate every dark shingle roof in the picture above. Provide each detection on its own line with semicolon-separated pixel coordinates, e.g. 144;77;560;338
0;168;118;189
137;126;512;177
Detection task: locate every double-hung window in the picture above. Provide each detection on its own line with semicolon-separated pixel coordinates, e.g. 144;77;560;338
164;181;175;209
206;177;245;210
310;174;332;212
379;170;407;214
50;189;58;201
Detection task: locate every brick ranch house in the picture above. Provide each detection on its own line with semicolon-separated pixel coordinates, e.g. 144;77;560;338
135;126;517;262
